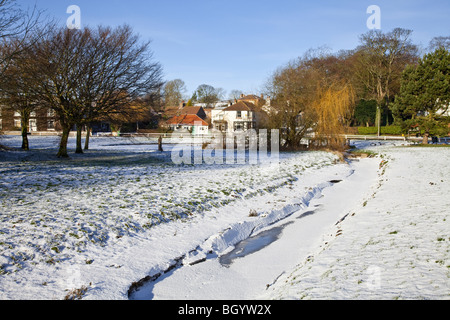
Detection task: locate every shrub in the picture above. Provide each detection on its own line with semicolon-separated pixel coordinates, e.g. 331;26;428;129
357;126;403;135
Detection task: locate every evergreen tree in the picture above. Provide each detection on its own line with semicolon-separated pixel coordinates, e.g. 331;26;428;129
354;99;377;127
391;48;450;143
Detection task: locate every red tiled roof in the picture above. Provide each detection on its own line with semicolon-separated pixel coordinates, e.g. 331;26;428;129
224;101;257;112
181;106;202;114
167;114;208;126
238;94;261;101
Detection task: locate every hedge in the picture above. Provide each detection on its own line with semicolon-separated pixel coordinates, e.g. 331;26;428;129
357;126;403;135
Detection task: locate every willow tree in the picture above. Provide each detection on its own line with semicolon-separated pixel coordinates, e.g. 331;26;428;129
265;49;355;150
310;84;355;150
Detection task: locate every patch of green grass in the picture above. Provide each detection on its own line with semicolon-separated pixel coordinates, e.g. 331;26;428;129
64;283;91;300
406;144;450;148
51;246;60;253
348;149;378;157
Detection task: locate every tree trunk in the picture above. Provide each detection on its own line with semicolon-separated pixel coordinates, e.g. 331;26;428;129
75;124;83;154
422;132;429;144
84;124;91;150
376;105;381;137
57;125;71;158
21;119;29;151
158;135;163;152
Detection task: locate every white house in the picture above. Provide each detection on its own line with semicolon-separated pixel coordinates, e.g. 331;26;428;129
211;101;265;133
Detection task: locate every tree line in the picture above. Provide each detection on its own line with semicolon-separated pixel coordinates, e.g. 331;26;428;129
0;0;164;157
264;28;450;149
162;80;231;109
162;28;449;150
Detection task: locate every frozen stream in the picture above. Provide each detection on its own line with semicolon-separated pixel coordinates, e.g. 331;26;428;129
129;158;380;300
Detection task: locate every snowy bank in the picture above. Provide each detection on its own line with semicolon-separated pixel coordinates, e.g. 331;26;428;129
0;135;350;300
264;146;449;300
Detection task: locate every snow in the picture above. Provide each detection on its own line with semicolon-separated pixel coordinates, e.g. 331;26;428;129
264;144;450;300
0;135;448;300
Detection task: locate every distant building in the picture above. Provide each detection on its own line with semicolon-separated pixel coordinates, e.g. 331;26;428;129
161;105;209;129
211;100;267;133
0;106;61;133
238;94;272;114
179;106;207;120
167;114;209;135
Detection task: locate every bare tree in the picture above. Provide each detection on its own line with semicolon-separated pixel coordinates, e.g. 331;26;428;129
193;84;222;107
229;90;243;101
76;25;163;152
26;27;92;157
163;79;186;108
27;25;163;157
355;28;419;135
428;36;450;52
0;0;41;76
0;39;40;150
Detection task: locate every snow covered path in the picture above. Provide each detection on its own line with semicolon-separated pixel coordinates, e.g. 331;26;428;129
130;157;380;300
264;146;450;300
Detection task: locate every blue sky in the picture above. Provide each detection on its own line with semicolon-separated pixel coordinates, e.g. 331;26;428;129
19;0;450;97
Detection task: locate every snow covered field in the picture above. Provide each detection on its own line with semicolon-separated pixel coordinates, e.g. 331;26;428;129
0;135;448;300
264;143;450;300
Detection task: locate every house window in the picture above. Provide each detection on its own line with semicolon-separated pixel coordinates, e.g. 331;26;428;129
236;111;242;118
47;109;55;117
14;119;21;129
29;119;37;132
14;111;20;117
234;123;243;131
30;111;37;117
48;120;55;130
0;119;2;130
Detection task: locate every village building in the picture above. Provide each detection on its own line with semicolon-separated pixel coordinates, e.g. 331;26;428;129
166;114;209;135
238;94;272;114
0;106;61;133
211;100;267;133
